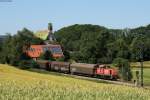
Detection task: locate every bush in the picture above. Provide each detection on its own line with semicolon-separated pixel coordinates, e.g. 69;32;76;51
18;60;39;69
0;54;5;64
30;60;39;68
55;57;65;62
10;59;19;66
113;58;132;81
40;50;54;61
18;60;30;69
63;50;70;61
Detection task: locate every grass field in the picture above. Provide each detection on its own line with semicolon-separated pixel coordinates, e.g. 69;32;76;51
132;68;150;86
131;61;150;86
131;61;150;68
0;64;150;100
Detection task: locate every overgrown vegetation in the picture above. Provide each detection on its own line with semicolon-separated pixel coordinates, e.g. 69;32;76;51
113;58;132;81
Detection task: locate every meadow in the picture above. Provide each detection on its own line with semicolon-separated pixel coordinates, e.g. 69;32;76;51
0;64;150;100
131;61;150;86
131;61;150;68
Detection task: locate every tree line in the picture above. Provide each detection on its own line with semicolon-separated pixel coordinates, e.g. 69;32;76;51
55;24;150;64
0;28;43;68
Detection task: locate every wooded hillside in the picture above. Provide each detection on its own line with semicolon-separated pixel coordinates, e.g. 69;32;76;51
55;24;150;63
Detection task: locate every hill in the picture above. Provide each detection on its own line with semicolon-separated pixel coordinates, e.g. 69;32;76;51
55;24;150;64
0;64;150;100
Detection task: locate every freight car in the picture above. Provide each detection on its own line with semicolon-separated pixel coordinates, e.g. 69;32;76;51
70;63;98;76
51;61;70;73
36;60;118;80
36;60;50;70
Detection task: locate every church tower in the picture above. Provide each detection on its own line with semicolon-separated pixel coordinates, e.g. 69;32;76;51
47;23;56;42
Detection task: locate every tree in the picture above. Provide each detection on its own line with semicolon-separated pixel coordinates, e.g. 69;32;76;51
130;34;148;61
113;58;132;81
40;50;54;61
55;24;110;63
0;28;43;66
114;38;130;59
0;34;12;64
63;50;70;61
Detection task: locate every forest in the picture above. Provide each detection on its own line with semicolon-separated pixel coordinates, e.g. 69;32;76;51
55;24;150;64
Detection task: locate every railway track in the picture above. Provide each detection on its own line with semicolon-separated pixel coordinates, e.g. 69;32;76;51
70;75;150;89
30;68;146;88
62;73;136;87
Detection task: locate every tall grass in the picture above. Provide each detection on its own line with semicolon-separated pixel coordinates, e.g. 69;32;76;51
0;64;150;100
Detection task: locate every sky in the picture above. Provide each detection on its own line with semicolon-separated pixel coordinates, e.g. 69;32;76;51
0;0;150;35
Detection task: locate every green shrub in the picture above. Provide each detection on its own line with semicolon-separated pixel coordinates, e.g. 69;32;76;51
18;60;39;69
113;58;132;81
10;59;19;66
18;60;30;69
40;50;54;61
55;57;65;61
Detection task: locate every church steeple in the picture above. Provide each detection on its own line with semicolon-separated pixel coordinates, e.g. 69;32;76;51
48;23;53;32
47;23;56;42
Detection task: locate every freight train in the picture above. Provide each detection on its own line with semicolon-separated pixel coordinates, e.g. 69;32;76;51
36;60;118;80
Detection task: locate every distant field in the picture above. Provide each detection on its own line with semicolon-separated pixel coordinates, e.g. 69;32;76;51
130;61;150;86
132;68;150;86
131;61;150;68
0;64;150;100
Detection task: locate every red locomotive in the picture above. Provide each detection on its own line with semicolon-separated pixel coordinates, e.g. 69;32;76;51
36;60;118;80
95;65;118;79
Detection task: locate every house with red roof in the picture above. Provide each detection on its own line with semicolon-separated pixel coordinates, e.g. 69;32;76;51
26;44;64;60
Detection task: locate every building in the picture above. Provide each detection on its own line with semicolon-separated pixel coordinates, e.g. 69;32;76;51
26;23;62;60
34;30;49;40
26;44;63;60
34;23;56;42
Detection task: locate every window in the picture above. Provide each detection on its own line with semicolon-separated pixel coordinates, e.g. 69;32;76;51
50;47;62;54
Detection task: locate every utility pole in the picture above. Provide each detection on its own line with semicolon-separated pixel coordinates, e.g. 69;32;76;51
139;43;144;87
140;60;143;87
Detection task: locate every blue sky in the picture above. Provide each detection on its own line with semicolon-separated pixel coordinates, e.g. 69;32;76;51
0;0;150;35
